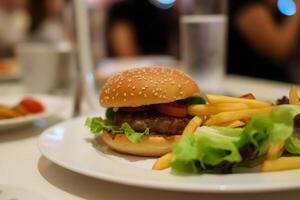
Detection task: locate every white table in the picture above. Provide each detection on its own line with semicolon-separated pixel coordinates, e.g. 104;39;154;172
1;76;300;200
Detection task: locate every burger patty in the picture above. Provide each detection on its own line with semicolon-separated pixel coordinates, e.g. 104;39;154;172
113;111;191;135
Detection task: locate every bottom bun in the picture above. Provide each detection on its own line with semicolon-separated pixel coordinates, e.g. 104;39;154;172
99;130;181;157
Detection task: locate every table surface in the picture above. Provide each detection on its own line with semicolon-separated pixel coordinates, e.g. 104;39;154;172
1;76;300;200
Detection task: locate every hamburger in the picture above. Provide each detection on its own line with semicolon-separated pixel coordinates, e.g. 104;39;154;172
85;67;203;157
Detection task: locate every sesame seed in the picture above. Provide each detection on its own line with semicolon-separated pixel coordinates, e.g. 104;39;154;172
130;93;134;96
124;93;127;97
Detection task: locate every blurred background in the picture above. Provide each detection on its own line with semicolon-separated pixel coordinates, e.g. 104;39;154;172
0;0;300;94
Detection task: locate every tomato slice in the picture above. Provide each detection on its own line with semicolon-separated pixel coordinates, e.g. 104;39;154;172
19;97;45;113
155;103;187;117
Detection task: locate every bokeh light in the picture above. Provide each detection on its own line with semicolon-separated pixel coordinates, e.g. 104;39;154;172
277;0;296;16
151;0;176;9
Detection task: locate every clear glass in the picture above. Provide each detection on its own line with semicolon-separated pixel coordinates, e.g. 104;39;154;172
180;0;227;93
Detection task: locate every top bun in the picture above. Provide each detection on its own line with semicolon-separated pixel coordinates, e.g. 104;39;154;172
99;67;200;107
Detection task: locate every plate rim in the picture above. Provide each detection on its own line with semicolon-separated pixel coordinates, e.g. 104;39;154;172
38;116;300;193
0;112;50;125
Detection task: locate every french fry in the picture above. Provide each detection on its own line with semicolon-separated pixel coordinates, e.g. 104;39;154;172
13;105;29;116
206;94;272;108
0;107;21;118
152;153;173;170
188;103;248;116
213;103;249;108
153;116;202;170
204;107;275;126
289;85;299;105
182;116;203;136
266;143;285;160
219;120;245;128
261;157;300;172
240;93;256;99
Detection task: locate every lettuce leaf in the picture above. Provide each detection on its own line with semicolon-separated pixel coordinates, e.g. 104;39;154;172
239;116;272;156
171;126;242;173
286;137;300;154
280;105;300;154
171;106;299;173
85;117;149;144
121;123;149;144
240;106;295;157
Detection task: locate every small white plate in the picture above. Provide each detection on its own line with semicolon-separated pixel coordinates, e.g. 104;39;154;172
38;116;300;193
0;95;68;130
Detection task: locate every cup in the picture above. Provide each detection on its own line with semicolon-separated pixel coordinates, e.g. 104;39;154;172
180;15;227;93
16;42;74;93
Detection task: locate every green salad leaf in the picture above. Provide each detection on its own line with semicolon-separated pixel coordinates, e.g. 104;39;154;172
171;126;242;173
85;117;122;134
85;117;149;144
121;123;149;144
239;115;272;156
280;105;300;154
286;137;300;154
239;106;295;157
171;106;300;174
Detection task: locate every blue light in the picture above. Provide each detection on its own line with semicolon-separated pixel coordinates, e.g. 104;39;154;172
157;0;176;4
152;0;176;9
277;0;296;16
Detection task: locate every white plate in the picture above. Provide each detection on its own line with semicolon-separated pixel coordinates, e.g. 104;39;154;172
38;116;300;193
0;95;68;130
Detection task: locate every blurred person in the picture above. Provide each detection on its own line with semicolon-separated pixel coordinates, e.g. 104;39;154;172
105;0;179;58
227;0;300;83
27;0;69;42
0;0;29;57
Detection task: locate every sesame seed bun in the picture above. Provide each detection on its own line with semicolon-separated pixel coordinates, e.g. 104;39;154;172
99;130;181;157
99;67;200;107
